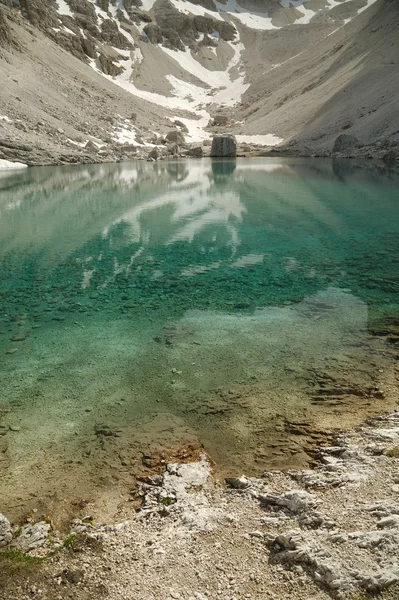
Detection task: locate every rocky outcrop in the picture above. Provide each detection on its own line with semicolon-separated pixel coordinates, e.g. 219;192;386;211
100;18;133;49
0;7;13;49
144;0;236;50
98;52;124;76
210;134;236;157
19;0;59;29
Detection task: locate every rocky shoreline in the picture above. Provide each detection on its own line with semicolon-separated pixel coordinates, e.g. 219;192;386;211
1;136;399;170
1;408;399;600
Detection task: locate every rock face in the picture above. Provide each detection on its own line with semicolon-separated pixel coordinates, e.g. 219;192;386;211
332;134;360;153
210;134;237;158
0;513;12;547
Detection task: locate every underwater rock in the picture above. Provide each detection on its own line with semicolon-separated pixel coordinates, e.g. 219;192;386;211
9;330;30;341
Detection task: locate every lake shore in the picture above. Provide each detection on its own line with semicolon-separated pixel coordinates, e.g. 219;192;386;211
0;135;398;169
0;156;398;600
1;406;399;600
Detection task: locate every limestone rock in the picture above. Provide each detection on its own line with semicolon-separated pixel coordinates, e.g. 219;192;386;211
165;130;186;145
186;145;203;157
98;52;124;76
12;521;51;551
148;147;159;159
173;120;189;133
225;476;250;490
210;134;236;157
85;140;98;152
212;114;228;126
332;134;360;153
0;513;12;547
166;143;179;156
260;490;317;514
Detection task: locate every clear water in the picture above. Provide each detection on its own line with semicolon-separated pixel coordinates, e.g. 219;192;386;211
0;158;398;521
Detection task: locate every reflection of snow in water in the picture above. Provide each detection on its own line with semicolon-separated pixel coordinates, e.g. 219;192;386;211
103;163;246;251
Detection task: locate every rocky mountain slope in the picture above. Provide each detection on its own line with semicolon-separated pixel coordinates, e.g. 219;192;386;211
0;0;398;164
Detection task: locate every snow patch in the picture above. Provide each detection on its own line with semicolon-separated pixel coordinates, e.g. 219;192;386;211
0;159;28;170
56;0;73;17
170;0;223;21
169;114;210;142
358;0;379;14
236;134;283;146
140;0;158;10
215;0;277;30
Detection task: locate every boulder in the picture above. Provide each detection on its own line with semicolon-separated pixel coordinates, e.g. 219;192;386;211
85;140;98;152
167;143;180;156
210;134;237;157
186;145;203;157
165;130;186;145
212;114;228;126
382;149;398;166
0;513;12;547
148;147;159;160
332;134;360;153
173;120;189;133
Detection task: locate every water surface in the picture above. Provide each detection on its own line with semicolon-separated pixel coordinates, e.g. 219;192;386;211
0;158;398;523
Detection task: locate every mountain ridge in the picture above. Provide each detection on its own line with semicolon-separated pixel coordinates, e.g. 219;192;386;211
0;0;398;165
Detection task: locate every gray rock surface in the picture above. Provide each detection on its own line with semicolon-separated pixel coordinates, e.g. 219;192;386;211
210;134;237;157
332;134;360;153
185;145;203;157
0;512;12;547
165;130;185;145
12;521;51;551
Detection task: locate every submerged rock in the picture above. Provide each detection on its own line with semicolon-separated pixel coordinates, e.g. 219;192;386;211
210;134;237;157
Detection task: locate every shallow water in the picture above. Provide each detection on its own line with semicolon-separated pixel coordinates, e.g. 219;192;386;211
0;158;398;522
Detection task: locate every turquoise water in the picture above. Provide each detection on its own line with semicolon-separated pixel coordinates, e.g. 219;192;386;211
0;158;398;521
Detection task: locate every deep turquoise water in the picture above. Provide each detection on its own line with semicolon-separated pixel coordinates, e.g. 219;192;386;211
0;158;398;519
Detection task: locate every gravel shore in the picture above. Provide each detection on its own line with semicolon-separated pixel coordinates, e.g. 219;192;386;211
1;407;399;600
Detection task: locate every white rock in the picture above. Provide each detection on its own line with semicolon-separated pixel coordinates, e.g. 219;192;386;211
0;513;12;547
12;521;51;551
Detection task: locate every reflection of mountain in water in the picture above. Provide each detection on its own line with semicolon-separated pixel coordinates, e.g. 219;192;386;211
0;159;398;323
